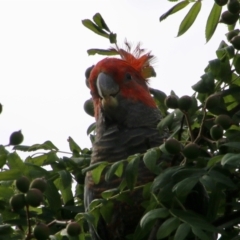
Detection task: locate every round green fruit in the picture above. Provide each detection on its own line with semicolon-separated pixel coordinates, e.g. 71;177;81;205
85;65;94;79
219;11;239;25
227;0;240;14
30;178;47;193
164;95;178;109
215;114;232;130
215;0;228;6
206;93;221;109
210;125;223;140
25;188;43;207
231;35;240;50
67;222;81;236
84;98;94;117
165;139;182;154
9;193;25;211
33;223;50;240
182;143;200;159
178;95;192;112
226;29;240;42
9;130;24;145
15;176;30;193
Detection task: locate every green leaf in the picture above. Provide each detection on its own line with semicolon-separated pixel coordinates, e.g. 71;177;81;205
205;3;222;43
222;142;240;150
100;200;114;223
87;48;118;56
44;180;62;214
221;153;240;167
105;161;124;182
101;188;118;199
25;154;47;166
216;46;235;60
82;161;108;174
7;152;24;171
82;19;109;38
54;170;73;204
0;146;8;168
207;155;224;168
68;137;81;154
160;1;189;22
92;162;109;184
140;208;169;229
174;223;191;240
177;1;202;37
157;111;174;131
150;88;168;116
233;54;240;74
157;217;180;239
87;122;96;135
92;13;110;32
143;148;160;174
0;169;21;181
192;72;215;93
172;177;199;197
152;166;180;191
125;155;140;190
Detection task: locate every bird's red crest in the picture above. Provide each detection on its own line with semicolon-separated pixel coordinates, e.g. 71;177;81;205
111;41;156;80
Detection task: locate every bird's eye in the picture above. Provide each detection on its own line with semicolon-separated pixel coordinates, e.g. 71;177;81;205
125;73;132;81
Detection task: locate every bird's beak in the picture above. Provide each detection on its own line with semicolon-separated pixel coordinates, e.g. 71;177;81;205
96;72;119;98
96;72;119;109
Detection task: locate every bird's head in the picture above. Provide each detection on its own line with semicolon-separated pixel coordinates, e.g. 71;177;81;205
86;42;161;131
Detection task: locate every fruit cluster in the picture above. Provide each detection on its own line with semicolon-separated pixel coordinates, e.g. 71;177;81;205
164;94;233;159
10;176;47;211
9;176;49;240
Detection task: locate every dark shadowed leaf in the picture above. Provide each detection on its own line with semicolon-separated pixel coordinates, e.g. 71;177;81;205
140;208;169;229
100;200;114;223
192;227;212;240
160;1;189;22
177;1;202;37
205;3;222;42
208;170;236;188
174;223;191;240
125;155;140;190
171;209;216;232
172;177;199;197
157;217;180;239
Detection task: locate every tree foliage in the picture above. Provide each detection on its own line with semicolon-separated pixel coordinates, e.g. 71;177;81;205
1;1;240;239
